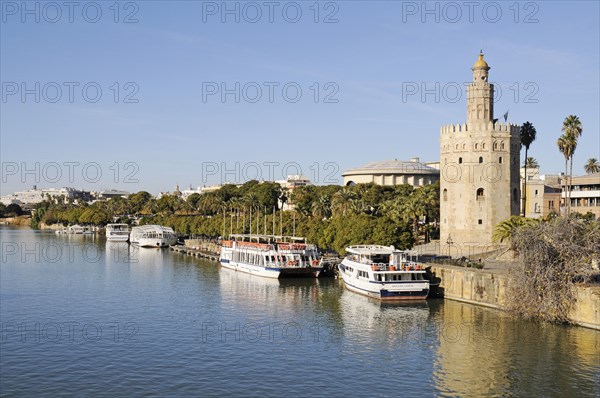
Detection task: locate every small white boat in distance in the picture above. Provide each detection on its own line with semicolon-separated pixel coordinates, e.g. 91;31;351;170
130;225;177;248
106;223;130;242
55;225;94;235
338;245;429;301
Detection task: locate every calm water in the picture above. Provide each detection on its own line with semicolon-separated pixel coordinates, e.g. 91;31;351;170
1;227;598;397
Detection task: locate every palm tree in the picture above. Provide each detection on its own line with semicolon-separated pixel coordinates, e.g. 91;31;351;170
561;115;583;214
311;195;331;219
520;122;537;217
525;157;539;168
492;216;530;244
400;195;426;241
584;158;600;174
332;188;357;216
557;134;575;215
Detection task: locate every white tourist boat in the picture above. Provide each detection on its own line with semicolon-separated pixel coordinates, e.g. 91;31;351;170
130;225;177;248
219;234;323;279
55;225;94;235
106;223;130;242
338;245;429;301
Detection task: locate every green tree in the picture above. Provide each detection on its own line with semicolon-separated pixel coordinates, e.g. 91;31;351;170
557;134;575;215
331;188;357;217
525;157;539;168
311;195;332;219
584;158;600;174
187;193;202;210
4;203;23;217
561;115;583;215
493;215;530;243
520;121;537;217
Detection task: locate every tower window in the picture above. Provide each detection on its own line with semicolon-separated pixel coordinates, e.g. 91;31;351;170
459;157;463;164
494;142;498;150
482;143;486;149
475;143;478;149
476;188;484;199
478;219;483;225
479;156;483;164
499;157;503;164
443;189;448;201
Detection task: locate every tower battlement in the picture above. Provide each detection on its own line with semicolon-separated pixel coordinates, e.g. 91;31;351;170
440;122;519;135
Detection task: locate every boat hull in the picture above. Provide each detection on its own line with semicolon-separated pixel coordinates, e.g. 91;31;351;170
135;238;176;248
107;235;129;242
338;262;429;301
220;259;321;279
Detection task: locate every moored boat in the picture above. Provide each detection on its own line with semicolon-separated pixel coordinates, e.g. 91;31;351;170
130;225;177;248
55;225;94;235
219;234;323;279
338;245;429;301
106;223;130;242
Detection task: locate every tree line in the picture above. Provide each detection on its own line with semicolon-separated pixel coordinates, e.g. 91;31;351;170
30;180;440;254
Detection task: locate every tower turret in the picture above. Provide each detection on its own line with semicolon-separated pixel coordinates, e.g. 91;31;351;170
467;51;494;124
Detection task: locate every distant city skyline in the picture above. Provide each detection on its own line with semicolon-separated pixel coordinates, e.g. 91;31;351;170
2;1;599;196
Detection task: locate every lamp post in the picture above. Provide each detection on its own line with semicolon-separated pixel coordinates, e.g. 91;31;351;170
446;235;453;258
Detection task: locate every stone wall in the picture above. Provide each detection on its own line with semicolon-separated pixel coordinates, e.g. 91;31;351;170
428;264;600;330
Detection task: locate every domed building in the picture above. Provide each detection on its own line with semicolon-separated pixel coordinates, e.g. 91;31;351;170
342;157;440;187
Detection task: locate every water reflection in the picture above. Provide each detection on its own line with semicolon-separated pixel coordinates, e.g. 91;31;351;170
218;267;322;315
338;290;431;344
432;301;600;397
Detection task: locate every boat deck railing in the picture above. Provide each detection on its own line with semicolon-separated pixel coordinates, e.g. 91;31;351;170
366;262;425;272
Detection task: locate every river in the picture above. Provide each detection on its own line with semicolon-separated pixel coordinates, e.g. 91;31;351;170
0;226;598;396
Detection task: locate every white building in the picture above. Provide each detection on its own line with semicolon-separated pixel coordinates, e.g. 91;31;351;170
276;175;313;211
342;158;439;187
0;186;85;206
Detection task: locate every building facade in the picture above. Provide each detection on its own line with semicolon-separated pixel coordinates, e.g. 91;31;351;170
520;167;562;218
0;186;90;207
342;157;439;187
440;53;521;247
564;173;600;218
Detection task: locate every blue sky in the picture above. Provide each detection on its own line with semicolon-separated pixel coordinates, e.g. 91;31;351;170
1;0;599;195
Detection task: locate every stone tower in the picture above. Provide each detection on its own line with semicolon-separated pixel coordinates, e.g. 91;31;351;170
440;52;521;251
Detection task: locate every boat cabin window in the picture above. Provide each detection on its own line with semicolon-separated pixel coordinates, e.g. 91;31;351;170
370;254;390;264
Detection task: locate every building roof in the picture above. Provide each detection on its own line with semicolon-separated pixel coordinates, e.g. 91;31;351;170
571;173;600;185
342;159;440;177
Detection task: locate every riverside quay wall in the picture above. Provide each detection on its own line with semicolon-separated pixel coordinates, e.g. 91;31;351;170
428;264;600;330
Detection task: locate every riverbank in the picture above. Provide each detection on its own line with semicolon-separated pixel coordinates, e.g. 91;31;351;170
427;263;600;330
0;216;31;227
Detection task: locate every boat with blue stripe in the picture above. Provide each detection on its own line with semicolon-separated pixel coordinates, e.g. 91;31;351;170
338;245;429;301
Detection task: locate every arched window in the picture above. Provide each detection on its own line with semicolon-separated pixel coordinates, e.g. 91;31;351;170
479;156;483;164
482;143;486;149
443;189;448;201
494;142;498;150
462;143;466;150
456;144;459;150
476;188;484;199
499;157;503;164
475;143;479;150
458;157;463;164
501;142;505;150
